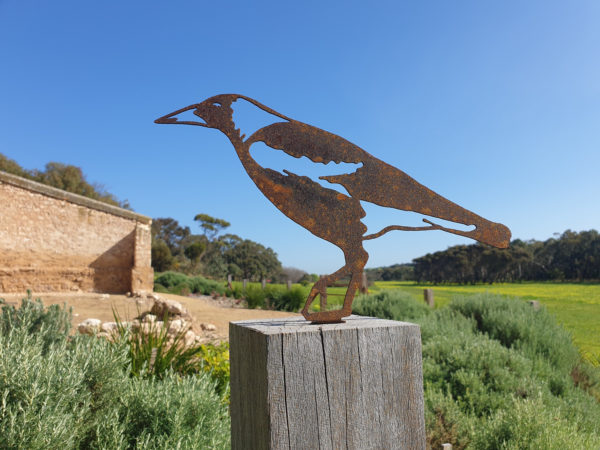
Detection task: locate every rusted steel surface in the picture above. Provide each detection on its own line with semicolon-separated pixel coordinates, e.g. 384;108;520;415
156;94;511;323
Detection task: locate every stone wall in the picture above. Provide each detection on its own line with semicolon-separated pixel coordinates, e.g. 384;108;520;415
0;171;153;293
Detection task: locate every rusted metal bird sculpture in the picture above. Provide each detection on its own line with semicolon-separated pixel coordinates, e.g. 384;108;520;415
155;94;511;323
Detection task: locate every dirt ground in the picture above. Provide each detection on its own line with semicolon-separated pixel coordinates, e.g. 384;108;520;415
0;291;297;341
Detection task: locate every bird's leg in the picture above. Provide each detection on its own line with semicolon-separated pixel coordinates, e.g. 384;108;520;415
301;267;349;321
302;247;367;323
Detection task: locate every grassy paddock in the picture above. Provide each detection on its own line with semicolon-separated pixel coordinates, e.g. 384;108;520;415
374;281;600;358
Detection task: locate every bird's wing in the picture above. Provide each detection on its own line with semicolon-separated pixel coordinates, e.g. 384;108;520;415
321;158;510;247
247;121;367;165
246;120;510;248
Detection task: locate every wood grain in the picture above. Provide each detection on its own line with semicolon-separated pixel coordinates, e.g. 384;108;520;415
230;316;425;449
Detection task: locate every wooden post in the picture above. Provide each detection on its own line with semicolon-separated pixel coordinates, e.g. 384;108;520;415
442;444;453;450
262;278;267;289
243;279;248;290
424;289;434;308
227;274;233;290
230;316;426;449
360;271;368;294
286;279;292;290
529;300;540;310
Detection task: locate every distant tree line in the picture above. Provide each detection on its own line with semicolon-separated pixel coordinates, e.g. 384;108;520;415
151;214;289;282
0;153;130;209
365;264;415;282
413;229;600;283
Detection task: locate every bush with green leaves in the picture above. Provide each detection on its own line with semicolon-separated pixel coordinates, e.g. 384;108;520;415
352;289;431;321
263;284;307;311
198;342;230;396
0;296;230;449
353;291;600;449
154;271;226;296
244;284;266;308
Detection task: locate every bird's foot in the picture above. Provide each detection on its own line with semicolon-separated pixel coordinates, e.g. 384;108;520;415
301;307;351;324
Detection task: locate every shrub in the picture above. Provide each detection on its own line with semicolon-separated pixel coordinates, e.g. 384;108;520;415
448;294;579;373
0;297;230;449
244;285;266;308
154;272;226;297
188;276;226;296
198;342;230;396
352;289;431;321
154;271;189;289
113;311;204;380
265;284;307;311
278;286;307;311
120;372;229;449
0;291;71;352
358;290;600;448
225;282;244;299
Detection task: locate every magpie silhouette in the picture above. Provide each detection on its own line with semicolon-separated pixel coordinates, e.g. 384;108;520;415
156;94;511;323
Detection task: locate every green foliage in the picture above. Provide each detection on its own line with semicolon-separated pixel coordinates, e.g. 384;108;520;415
0;291;71;352
267;285;307;312
184;240;206;263
113;311;204;380
154;271;189;289
299;273;319;286
413;229;600;283
151;218;191;257
151;214;283;281
154;272;226;296
151;238;173;272
0;154;131;209
194;213;230;241
223;239;282;281
355;290;600;448
375;280;600;361
0;153;30;178
119;372;229;449
225;282;244;299
244;285;266;308
365;263;415;282
0;298;229;449
448;295;579;373
353;289;430;321
198;342;230;396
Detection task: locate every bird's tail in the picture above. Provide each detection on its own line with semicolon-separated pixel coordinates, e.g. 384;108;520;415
363;218;510;248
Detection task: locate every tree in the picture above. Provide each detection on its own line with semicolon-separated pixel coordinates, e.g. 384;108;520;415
0;153;29;178
151;239;173;272
151;218;191;256
223;239;282;281
0;153;131;210
281;267;307;283
184;241;206;268
194;214;230;241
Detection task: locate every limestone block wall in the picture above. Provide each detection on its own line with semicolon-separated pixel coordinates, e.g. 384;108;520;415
0;171;153;293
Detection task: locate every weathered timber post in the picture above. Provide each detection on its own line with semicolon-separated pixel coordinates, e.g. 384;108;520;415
243;279;248;290
262;278;267;289
286;279;292;290
424;288;434;308
359;271;368;294
230;316;426;449
227;274;233;290
442;444;453;450
528;300;540;310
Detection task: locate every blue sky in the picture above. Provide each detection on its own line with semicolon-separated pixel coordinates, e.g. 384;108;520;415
1;1;599;274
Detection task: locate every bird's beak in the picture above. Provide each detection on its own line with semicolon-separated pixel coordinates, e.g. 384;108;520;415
154;104;208;127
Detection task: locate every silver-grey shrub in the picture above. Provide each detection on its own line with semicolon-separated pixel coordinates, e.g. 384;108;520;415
0;297;230;449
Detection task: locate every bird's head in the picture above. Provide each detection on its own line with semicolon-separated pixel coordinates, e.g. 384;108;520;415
155;94;239;137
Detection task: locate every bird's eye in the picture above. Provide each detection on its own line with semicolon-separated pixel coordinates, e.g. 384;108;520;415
212;102;222;107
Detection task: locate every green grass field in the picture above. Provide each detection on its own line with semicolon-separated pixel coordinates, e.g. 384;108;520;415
372;281;600;359
223;279;600;358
